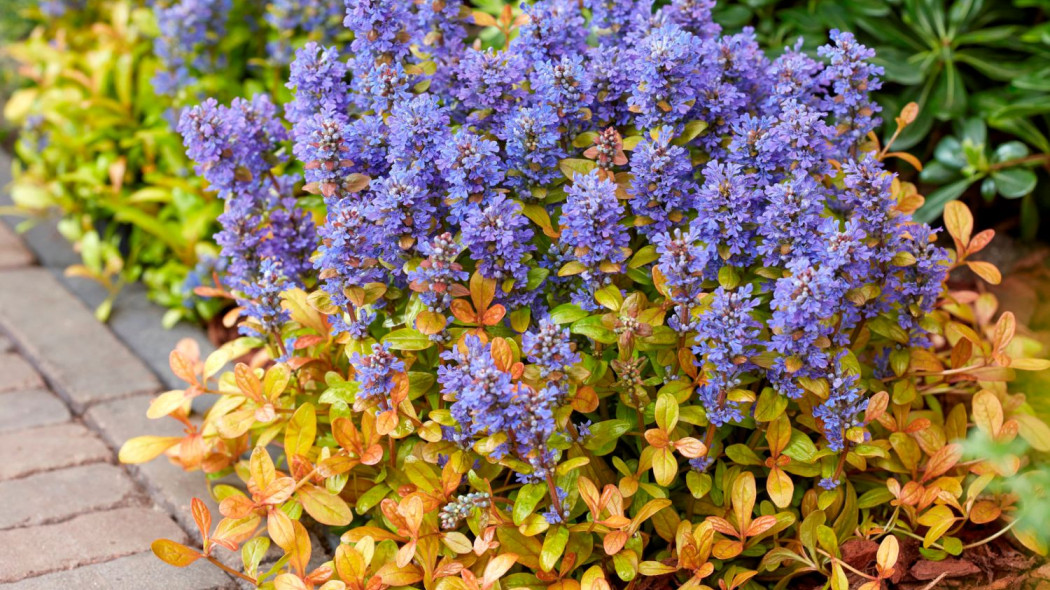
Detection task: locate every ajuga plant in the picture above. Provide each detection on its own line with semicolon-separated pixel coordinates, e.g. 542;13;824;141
121;1;1050;589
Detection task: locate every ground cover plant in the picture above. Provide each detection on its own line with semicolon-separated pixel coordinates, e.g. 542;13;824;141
113;0;1050;588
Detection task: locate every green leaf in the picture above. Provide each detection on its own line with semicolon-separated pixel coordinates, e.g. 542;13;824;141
571;315;617;344
549;303;589;324
933;136;966;169
991;168;1037;198
725;444;764;466
914;178;974;224
920;161;962;184
242;537;269;577
297;483;352;526
513;483;547;526
285;403;317;458
540;526;570;572
782;430;818;463
992;141;1030;163
381;328;433;351
672;120;708;146
584;419;633;451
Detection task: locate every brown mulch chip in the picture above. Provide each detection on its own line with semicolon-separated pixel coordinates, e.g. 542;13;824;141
910;559;982;581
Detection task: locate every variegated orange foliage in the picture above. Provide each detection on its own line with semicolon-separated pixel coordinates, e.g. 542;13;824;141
122;199;1050;590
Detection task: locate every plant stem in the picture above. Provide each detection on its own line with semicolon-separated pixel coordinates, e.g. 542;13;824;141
206;555;257;585
988;153;1050;172
961;519;1018;550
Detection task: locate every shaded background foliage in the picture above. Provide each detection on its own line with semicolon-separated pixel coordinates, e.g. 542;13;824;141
713;0;1050;233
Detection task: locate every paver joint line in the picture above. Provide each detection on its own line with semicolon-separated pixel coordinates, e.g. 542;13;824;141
0;202;236;587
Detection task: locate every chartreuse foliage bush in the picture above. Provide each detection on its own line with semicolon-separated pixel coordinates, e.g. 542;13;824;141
118;1;1050;589
2;0;345;323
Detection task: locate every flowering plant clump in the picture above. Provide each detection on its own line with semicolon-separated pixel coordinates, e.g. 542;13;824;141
121;1;1050;588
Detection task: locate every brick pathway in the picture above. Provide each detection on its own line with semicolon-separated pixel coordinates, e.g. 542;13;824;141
0;222;234;588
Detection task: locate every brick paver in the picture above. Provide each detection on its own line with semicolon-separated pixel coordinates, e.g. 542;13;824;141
0;422;111;480
0;352;45;393
86;394;223;544
0;388;71;433
0;221;33;268
0;551;232;590
0;202;234;587
0;507;188;582
0;463;141;529
0;268;160;411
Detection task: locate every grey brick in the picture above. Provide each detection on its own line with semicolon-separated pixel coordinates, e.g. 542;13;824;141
0;507;187;582
0;268;160;411
0;353;44;393
0;423;111;480
0;551;234;590
0;388;71;433
85;394;220;545
0;463;142;530
0;221;33;269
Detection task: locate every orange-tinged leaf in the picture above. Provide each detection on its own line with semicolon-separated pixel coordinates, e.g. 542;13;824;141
712;539;743;560
212;514;261;547
731;472;757;532
766;415;791;456
471;10;498;27
603;530;628;555
865;391;889;424
482;304;506;325
673;437;707;458
270;511;311;575
119;435;181;464
360;444;384;465
250;446;276;490
967;229;995;255
994;312;1016;351
970;500;1002;524
169;350;197;383
973;390;1004;437
885;151;923;171
261;477;296;505
285;403;317;458
298;483;353;526
482;553;518;587
923;443;962;481
415;310;447;335
151;539;201;567
573;385;599;413
376;562;424;586
274;574;309;590
943;201;973;249
876;535;899;576
706;516;737;537
766;467;794;509
745;515;778;538
192;498;211;541
967;260;1001;285
376;410;398;435
219;494;255;519
235;363;263;401
147;390;188;419
470;272;497;315
450;298;477;324
490;337;514;371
